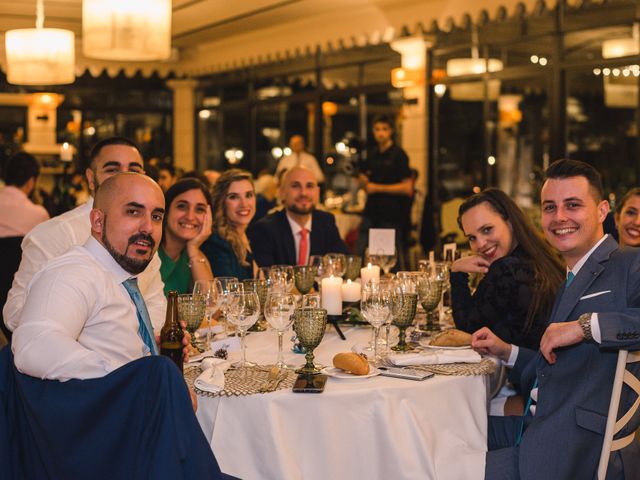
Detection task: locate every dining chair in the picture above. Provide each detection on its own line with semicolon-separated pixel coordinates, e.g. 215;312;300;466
597;349;640;480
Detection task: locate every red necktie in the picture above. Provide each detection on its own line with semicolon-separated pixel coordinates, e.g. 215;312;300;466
298;228;309;266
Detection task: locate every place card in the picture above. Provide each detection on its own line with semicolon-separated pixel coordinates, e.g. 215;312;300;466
368;228;395;255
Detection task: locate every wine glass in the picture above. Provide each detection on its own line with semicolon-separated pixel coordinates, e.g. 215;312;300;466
264;293;297;368
177;294;206;350
379;278;404;352
294;265;316;295
226;291;260;367
269;265;294;293
293;307;328;374
323;253;346;278
242;279;268;331
360;284;391;364
377;248;397;276
309;255;328;292
193;279;223;349
344;254;362;281
217;276;242;337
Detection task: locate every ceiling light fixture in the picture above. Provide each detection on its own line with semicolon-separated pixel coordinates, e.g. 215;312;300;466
83;0;172;61
4;0;75;85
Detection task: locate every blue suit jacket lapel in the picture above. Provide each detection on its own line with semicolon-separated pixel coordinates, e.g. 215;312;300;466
550;236;617;324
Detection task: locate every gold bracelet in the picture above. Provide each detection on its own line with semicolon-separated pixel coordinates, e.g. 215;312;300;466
188;256;206;268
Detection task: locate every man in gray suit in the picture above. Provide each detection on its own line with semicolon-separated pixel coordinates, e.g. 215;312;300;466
474;159;640;479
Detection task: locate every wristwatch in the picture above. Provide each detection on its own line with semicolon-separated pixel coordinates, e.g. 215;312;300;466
188;256;206;268
578;313;593;341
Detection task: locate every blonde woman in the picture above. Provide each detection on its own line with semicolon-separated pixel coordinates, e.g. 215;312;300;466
201;169;257;280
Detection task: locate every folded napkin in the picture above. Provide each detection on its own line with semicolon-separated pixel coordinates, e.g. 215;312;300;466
388;349;482;366
194;358;230;393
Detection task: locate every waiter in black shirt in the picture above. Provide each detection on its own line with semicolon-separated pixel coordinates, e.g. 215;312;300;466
357;115;414;269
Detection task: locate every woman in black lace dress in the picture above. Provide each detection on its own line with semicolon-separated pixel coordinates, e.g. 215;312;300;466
450;188;564;349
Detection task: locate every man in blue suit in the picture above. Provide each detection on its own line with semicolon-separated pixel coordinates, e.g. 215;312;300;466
474;159;640;479
248;166;349;267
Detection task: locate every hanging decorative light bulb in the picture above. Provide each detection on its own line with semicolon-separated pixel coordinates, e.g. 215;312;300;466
82;0;172;61
4;0;75;85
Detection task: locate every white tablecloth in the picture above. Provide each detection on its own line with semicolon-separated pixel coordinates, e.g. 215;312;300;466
196;326;488;480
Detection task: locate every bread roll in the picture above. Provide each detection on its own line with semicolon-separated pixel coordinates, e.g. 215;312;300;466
430;329;472;347
333;352;370;375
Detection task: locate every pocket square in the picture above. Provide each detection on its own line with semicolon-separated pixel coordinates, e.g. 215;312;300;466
580;290;612;300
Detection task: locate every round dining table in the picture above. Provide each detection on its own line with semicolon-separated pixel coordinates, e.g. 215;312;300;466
195;325;488;480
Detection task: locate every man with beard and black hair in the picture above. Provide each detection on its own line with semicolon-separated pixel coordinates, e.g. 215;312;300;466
248;165;348;267
3;137;166;334
13;173;168;379
8;173;231;479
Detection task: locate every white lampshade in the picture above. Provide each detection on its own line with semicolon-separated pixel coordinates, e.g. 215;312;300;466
446;58;503;77
446;58;503;101
5;28;75;85
602;39;639;59
82;0;172;61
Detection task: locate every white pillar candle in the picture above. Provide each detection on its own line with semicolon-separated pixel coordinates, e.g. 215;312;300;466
360;263;380;286
321;275;343;315
341;279;361;302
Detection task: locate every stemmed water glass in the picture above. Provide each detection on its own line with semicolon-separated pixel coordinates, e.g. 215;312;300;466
417;274;444;332
217;276;242;337
294;265;316;295
226;291;260;367
264;293;297;368
309;255;328;291
177;294;206;350
293;307;328;374
360;283;391;365
193;279;223;349
391;275;418;351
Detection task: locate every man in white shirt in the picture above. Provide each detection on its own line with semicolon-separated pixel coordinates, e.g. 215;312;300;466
13;173;166;381
3;137;166;333
275;135;325;183
475;159;640;479
0;151;49;237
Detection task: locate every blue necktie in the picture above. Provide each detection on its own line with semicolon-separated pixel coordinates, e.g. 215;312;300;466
566;271;575;286
122;278;158;356
516;271;576;444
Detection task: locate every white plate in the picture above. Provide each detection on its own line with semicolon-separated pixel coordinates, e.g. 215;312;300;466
321;366;381;379
419;339;472;350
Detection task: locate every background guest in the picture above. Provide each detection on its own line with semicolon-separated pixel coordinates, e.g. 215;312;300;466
275;135;325;184
0;151;49;237
159;179;213;295
253;173;278;223
248;166;348;267
614;187;640;247
157;162;177;193
450;188;564;350
201;169;257;280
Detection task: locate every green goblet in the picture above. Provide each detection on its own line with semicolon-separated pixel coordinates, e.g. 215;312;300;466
294;265;316;295
293;307;327;374
177;294;206;350
417;278;444;332
243;279;268;331
391;293;418;352
344;255;362;282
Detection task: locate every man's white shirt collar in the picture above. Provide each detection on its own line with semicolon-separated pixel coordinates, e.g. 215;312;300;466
568;234;608;278
286;211;312;236
84;235;134;284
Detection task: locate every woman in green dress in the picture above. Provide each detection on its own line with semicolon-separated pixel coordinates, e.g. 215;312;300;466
159;178;214;295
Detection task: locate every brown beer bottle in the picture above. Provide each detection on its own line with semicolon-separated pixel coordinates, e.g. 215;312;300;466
160;290;184;373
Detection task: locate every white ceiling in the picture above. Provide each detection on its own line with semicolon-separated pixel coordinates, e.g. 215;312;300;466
0;0;543;77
